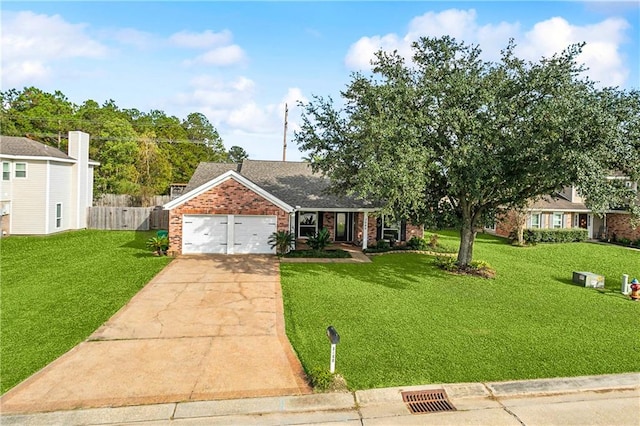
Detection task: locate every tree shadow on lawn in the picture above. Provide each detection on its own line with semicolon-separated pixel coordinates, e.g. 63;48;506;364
282;254;448;291
119;231;156;249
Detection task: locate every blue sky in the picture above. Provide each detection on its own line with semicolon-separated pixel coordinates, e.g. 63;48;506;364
2;1;638;161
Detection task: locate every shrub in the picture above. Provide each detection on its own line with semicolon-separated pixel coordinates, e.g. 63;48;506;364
407;236;429;250
284;249;351;258
434;256;496;278
433;256;458;271
618;237;631;246
307;227;331;251
268;230;295;256
428;233;439;248
145;235;169;256
633;239;640;247
517;228;588;244
376;240;391;250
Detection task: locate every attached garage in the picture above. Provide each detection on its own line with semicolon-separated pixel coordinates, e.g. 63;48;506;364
182;214;277;254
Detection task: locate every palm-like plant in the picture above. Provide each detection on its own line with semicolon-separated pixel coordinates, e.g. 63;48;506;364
307;227;331;251
146;235;169;256
268;231;295;256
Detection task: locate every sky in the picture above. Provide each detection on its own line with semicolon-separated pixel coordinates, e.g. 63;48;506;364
2;1;639;161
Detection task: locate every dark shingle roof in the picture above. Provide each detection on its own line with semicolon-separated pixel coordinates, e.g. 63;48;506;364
186;159;374;209
0;136;73;160
530;194;589;211
184;163;241;192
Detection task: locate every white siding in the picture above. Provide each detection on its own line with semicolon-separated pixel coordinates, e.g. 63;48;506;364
48;161;73;233
0;161;12;202
11;160;47;234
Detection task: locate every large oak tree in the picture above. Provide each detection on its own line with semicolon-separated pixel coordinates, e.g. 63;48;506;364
296;37;639;267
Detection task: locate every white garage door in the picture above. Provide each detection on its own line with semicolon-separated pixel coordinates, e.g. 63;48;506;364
182;215;228;254
182;214;277;254
233;216;277;254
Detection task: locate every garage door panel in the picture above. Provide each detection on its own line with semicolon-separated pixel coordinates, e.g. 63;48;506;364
233;216;276;254
183;215;228;254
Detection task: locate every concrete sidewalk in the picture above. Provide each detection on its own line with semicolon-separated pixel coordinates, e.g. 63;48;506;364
3;373;638;425
0;255;310;414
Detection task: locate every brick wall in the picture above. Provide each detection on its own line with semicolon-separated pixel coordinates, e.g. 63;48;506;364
321;212;335;240
607;213;640;241
167;178;289;255
406;223;423;240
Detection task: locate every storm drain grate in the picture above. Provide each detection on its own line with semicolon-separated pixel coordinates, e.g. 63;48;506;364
401;389;456;414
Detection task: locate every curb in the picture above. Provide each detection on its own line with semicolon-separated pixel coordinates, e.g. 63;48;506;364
2;373;638;425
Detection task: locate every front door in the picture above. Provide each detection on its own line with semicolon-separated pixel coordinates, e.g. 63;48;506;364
578;214;588;229
335;212;353;242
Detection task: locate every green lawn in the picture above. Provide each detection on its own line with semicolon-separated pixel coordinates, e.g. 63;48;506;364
0;230;172;393
281;231;640;390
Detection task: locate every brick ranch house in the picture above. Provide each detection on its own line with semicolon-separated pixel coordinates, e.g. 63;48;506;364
488;184;639;241
163;160;423;255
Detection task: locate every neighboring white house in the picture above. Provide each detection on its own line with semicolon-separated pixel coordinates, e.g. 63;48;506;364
0;131;98;236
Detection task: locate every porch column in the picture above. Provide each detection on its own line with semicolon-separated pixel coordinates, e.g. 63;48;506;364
290;212;296;250
362;213;368;249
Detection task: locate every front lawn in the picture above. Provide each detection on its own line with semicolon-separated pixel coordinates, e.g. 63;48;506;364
280;231;640;390
0;230;172;393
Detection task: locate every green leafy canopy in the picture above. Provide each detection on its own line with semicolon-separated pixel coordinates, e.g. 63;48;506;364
295;36;639;266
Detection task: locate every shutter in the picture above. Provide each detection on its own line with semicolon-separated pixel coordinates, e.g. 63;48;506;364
400;220;407;241
294;212;299;238
318;211;323;230
376;217;382;240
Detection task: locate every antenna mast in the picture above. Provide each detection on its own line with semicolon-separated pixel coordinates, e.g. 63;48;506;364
282;103;288;161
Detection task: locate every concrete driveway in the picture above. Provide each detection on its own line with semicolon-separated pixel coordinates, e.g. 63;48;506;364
0;255;311;414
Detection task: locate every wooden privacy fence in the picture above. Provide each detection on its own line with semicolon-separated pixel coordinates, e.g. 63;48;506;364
87;207;169;231
94;194;172;207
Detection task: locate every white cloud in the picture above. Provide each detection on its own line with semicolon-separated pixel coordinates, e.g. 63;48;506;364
169;29;232;48
518;16;630;86
344;9;631;87
111;28;157;50
174;75;255;110
186;44;247;67
172;29;247;67
1;11;108;87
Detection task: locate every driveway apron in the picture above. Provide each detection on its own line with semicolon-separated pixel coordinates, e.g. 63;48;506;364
0;255;311;414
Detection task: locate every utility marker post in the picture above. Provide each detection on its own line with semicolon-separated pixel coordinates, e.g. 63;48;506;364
326;326;340;373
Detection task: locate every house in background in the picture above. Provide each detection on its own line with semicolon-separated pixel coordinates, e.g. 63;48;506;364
490;183;639;241
163;160;423;255
0;131;98;236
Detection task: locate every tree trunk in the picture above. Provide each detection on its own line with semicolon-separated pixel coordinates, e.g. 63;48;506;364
517;223;524;245
457;210;477;267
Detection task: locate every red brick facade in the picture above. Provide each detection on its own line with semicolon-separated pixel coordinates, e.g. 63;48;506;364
607;213;640;241
168;177;427;254
167;178;290;255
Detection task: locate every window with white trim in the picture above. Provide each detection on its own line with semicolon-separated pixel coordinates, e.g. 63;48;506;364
529;213;541;229
15;163;26;178
56;203;62;228
381;216;400;241
552;212;564;228
2;162;10;181
298;212;317;238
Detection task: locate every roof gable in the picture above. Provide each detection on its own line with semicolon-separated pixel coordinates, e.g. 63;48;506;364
164;170;294;212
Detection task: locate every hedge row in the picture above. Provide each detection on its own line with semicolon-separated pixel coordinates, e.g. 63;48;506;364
516;228;589;243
